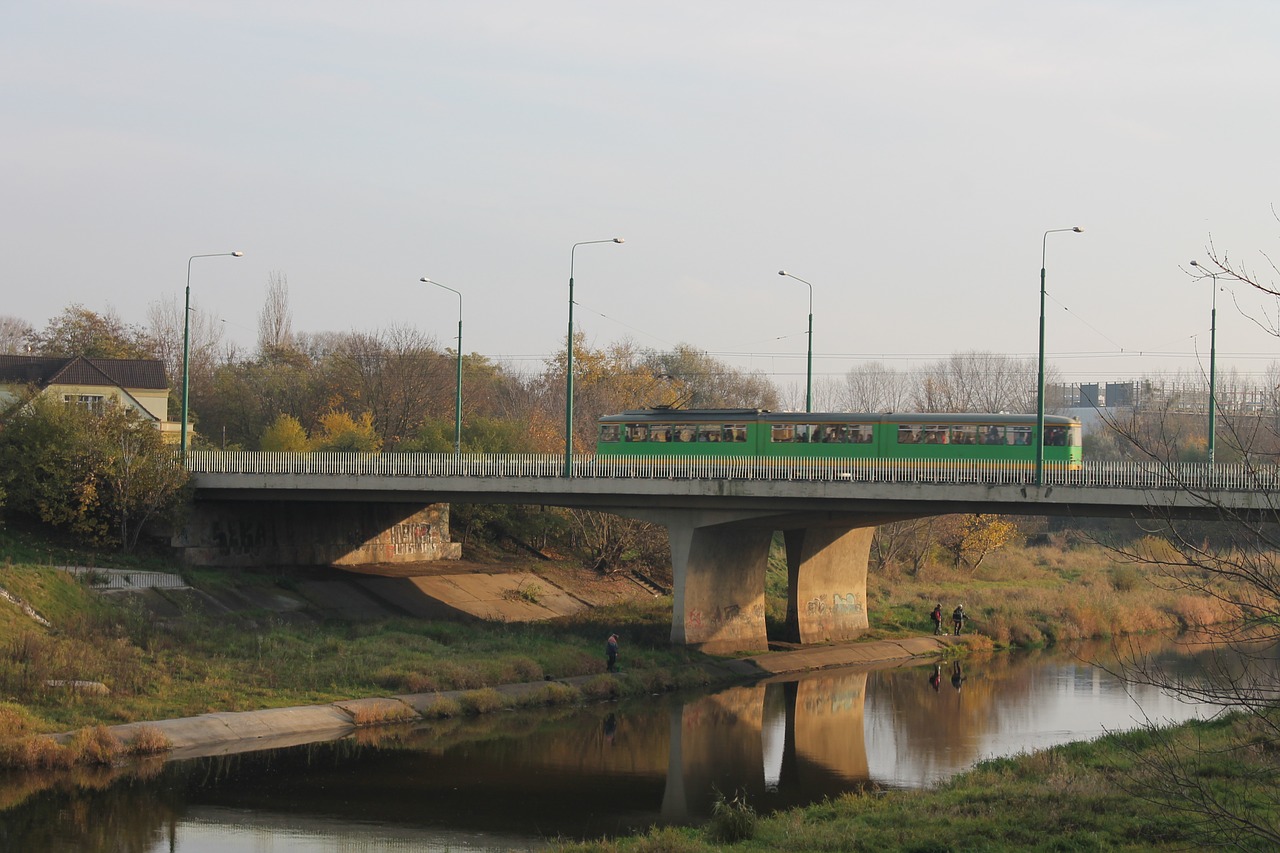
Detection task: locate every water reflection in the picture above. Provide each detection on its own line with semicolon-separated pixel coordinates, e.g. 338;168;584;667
2;635;1266;851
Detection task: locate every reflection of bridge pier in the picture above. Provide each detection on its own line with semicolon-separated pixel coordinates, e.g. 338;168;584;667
642;510;877;652
662;670;870;817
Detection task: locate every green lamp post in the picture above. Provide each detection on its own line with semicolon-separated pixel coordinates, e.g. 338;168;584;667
778;270;815;413
181;251;242;461
564;238;624;478
1035;227;1082;486
421;277;464;456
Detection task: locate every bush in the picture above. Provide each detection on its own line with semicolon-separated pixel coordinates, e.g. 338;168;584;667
458;688;509;716
707;789;757;843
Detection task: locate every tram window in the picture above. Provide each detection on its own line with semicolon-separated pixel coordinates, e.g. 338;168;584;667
897;425;920;445
771;424;794;443
922;425;949;445
600;424;620;443
1045;426;1066;447
1007;426;1032;446
627;424;649;442
1068;425;1082;447
674;425;697;443
697;424;721;442
723;424;748;443
978;425;1004;446
794;425;817;443
650;425;672;442
951;425;977;445
819;424;843;443
849;424;873;444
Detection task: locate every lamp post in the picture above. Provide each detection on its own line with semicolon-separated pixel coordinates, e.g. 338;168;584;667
181;251;242;460
565;238;624;477
1190;260;1219;465
421;278;464;455
778;270;814;413
1035;227;1082;486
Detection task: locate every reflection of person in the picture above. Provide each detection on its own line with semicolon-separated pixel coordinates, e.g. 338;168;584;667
606;633;619;672
952;605;966;636
951;661;965;691
603;712;617;745
929;663;942;692
930;603;943;635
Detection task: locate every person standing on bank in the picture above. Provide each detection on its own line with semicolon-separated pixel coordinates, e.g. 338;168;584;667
952;605;966;636
930;603;943;635
606;633;619;672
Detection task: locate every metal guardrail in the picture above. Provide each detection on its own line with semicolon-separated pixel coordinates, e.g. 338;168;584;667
185;451;1280;493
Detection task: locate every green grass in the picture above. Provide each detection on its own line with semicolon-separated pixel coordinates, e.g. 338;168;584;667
556;713;1280;852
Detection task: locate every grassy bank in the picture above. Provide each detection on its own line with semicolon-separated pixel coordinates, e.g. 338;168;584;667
856;532;1236;647
556;710;1280;852
0;524;1239;757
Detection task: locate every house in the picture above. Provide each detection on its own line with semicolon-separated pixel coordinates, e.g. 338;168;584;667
0;354;179;442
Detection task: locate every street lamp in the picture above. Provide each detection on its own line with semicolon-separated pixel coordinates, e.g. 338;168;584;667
565;237;625;477
1035;227;1082;486
778;270;814;413
421;277;464;456
1190;260;1219;465
181;251;242;460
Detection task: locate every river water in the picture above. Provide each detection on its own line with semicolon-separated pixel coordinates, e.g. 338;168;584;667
0;636;1244;852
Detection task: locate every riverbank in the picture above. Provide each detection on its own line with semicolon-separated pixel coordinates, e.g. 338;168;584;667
60;635;965;762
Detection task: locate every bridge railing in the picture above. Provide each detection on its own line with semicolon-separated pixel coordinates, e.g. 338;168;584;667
184;451;1278;493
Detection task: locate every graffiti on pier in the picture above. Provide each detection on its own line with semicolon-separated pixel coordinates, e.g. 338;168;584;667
688;603;765;633
805;593;863;618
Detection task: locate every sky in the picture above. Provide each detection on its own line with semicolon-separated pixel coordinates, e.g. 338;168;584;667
4;1;1280;400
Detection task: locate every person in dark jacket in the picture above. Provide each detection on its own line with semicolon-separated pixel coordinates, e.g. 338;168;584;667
952;605;966;636
606;633;619;672
931;603;943;635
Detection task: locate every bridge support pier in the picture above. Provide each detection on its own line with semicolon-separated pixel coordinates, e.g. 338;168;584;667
667;520;773;653
782;526;872;644
649;512;874;653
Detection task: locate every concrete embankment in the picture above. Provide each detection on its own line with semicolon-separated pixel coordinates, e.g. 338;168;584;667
93;635;964;761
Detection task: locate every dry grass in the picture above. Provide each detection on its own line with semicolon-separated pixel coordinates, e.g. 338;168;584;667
457;688;509;715
124;725;171;755
349;700;418;726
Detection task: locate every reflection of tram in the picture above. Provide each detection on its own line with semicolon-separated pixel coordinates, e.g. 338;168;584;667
597;409;1083;467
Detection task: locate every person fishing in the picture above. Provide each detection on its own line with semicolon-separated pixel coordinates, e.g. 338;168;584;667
606;633;619;672
952;604;966;636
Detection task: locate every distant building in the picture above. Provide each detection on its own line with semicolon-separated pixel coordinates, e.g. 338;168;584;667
0;354;179;442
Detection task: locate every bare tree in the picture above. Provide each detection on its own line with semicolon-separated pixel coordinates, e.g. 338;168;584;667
840;361;914;412
1092;228;1280;848
0;315;32;354
257;270;294;355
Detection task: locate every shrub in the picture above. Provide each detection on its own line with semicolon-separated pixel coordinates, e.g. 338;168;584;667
458;688;509;716
707;788;757;843
126;725;171;755
67;725;122;765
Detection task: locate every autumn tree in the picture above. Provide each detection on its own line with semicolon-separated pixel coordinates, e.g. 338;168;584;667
311;410;382;452
25;305;156;360
259;413;310;452
0;396;187;550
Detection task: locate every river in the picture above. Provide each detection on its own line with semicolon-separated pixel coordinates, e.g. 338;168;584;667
0;635;1243;852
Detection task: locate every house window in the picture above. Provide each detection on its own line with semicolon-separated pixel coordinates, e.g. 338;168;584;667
63;394;105;412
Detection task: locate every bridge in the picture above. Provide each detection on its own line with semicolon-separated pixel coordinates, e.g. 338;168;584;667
183;451;1276;653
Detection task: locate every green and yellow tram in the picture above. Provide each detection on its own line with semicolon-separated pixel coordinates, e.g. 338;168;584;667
596;409;1082;467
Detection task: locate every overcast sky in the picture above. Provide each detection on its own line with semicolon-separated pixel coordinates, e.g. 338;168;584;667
5;1;1280;397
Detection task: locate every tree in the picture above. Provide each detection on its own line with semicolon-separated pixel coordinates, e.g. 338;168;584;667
311;410;381;452
25;305;156;360
259;413;310;452
0;395;187;550
0;315;32;355
257;270;294;356
1092;230;1280;848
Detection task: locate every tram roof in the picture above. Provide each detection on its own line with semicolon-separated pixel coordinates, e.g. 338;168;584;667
600;409;1080;425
